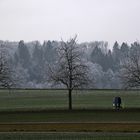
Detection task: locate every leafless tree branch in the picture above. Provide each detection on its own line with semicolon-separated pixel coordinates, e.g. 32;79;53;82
48;36;91;109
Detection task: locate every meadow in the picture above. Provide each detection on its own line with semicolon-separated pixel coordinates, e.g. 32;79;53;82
0;89;140;111
0;89;140;139
0;89;140;123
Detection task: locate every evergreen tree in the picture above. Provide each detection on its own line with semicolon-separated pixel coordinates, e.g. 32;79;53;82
43;40;57;63
112;41;120;70
90;46;105;69
17;40;31;68
120;42;129;57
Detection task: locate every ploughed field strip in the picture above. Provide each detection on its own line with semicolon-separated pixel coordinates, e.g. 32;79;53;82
0;109;140;132
0;122;140;132
0;121;139;133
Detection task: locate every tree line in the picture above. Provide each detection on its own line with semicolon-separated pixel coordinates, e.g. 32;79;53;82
0;38;140;89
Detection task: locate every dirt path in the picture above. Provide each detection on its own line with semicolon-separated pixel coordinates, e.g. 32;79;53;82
0;122;139;132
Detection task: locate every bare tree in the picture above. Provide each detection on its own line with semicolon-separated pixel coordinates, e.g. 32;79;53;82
49;36;90;110
120;48;140;88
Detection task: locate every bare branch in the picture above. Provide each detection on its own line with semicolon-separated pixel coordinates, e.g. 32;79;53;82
48;36;91;109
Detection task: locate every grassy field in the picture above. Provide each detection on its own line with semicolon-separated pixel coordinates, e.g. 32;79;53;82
0;109;140;122
0;132;140;140
0;89;140;111
0;89;140;133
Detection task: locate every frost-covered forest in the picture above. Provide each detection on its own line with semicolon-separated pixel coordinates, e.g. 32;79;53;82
0;39;140;89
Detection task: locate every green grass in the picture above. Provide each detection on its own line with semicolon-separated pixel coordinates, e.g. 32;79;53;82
0;89;140;133
0;89;140;111
0;132;140;140
0;110;140;122
0;89;140;123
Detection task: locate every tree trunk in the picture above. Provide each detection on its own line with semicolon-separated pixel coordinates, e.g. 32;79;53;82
68;89;72;110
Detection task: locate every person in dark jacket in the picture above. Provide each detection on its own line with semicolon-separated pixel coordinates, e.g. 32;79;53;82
113;97;122;109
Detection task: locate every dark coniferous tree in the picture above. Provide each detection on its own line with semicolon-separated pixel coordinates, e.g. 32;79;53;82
112;41;120;70
120;42;129;57
17;40;31;68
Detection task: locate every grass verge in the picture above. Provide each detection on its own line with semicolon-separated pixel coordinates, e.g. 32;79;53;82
0;132;140;140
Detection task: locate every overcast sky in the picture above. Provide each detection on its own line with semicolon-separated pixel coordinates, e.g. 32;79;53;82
0;0;140;46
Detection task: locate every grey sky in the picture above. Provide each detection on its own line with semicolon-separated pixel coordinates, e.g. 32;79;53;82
0;0;140;46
